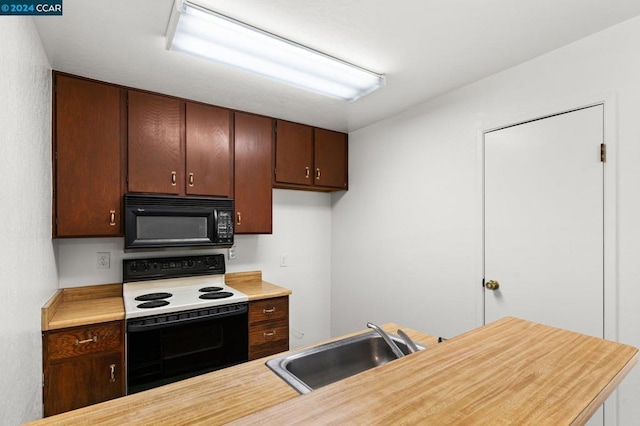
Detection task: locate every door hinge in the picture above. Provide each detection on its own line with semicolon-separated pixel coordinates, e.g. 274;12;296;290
601;143;606;162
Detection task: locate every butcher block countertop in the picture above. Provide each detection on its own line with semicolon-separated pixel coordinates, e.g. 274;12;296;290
29;318;637;425
41;271;291;331
225;270;293;300
41;284;125;331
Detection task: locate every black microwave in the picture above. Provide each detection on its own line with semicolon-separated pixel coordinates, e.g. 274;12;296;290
124;194;234;249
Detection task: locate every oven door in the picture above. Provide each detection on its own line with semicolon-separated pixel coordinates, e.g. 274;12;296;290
126;303;248;394
124;194;234;249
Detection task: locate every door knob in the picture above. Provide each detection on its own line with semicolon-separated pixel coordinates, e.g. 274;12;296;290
486;280;500;290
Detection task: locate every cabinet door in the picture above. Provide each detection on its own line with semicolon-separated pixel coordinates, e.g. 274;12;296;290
185;102;233;197
55;75;123;237
234;113;273;234
44;352;124;417
314;128;348;189
128;91;183;194
274;120;313;186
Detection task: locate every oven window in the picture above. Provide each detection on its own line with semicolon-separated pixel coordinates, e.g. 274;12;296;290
127;312;248;394
136;216;207;240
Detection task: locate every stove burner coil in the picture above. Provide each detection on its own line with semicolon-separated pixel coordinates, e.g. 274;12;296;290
199;286;223;292
199;291;234;300
134;292;173;301
137;300;170;309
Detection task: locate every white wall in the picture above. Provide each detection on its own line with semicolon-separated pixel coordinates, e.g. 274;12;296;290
57;189;332;349
0;18;57;425
332;15;640;424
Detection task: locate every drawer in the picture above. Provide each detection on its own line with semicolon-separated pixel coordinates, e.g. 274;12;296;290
249;319;289;346
249;297;288;324
47;321;123;361
249;320;289;360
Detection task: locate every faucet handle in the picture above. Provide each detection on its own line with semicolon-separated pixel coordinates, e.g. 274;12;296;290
397;329;420;353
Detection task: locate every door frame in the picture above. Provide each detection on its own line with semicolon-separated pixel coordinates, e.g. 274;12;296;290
475;92;618;424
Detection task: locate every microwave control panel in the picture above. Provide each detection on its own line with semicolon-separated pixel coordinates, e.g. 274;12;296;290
217;210;234;243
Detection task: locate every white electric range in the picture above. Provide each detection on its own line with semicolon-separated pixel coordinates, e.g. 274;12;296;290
122;254;250;394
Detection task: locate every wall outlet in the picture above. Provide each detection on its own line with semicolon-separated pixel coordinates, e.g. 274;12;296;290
97;252;110;269
280;254;288;267
228;246;236;260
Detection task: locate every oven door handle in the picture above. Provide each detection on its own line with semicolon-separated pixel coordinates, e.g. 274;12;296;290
127;303;248;332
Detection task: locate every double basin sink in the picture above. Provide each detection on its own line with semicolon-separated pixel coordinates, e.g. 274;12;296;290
266;330;424;394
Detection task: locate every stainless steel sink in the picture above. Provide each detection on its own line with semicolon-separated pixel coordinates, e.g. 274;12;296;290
266;331;424;394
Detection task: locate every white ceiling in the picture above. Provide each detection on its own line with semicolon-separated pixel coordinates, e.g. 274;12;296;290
34;0;640;132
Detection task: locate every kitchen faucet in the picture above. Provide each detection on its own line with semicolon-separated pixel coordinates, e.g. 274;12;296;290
366;322;405;359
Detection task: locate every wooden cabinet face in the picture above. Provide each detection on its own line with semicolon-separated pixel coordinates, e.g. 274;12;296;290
234;113;273;234
185;102;233;197
127;90;183;194
43;321;125;417
275;120;313;186
44;352;124;417
55;75;123;237
248;297;289;360
314;128;348;189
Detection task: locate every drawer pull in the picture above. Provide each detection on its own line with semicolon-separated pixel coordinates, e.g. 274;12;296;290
305;167;310;179
263;330;277;337
109;210;116;226
74;336;98;346
109;364;116;383
171;171;177;186
188;173;194;187
263;307;276;314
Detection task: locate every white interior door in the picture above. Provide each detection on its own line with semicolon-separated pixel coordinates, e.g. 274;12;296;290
484;105;604;338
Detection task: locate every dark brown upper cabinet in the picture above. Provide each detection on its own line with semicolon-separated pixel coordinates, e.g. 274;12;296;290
234;113;273;234
274;120;348;192
127;91;233;197
54;73;125;237
314;128;348;190
127;90;184;195
274;120;314;186
185;102;233;197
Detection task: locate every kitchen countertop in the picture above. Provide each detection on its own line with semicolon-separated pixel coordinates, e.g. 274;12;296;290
41;271;291;331
29;318;637;425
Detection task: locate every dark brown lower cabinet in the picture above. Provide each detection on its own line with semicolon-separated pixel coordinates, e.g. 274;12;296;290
43;321;125;417
248;297;289;360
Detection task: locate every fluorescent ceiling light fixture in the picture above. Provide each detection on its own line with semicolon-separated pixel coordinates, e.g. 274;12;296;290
165;0;385;101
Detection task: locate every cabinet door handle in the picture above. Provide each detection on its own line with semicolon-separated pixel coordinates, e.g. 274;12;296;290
263;330;277;337
188;173;194;187
109;364;116;383
74;336;98;346
305;167;310;179
263;307;276;314
237;212;242;226
171;171;177;186
316;168;321;180
109;210;116;226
